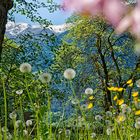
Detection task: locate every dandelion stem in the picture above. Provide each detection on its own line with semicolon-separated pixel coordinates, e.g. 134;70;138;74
2;79;7;140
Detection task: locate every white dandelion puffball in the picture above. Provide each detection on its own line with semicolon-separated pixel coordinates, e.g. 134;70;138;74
95;115;102;121
9;112;17;120
90;132;96;138
7;133;12;140
19;63;32;73
15;120;22;128
122;106;131;114
136;117;140;123
106;128;112;135
16;89;23;95
85;88;93;95
134;43;140;56
2;127;8;132
106;111;113;118
105;120;111;126
26;120;32;127
120;104;127;109
39;72;52;83
23;130;28;136
135;122;140;129
71;98;79;105
64;68;76;80
136;79;140;88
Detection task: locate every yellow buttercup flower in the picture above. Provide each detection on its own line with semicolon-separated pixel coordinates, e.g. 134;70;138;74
113;87;119;92
117;88;124;92
134;97;138;102
117;99;124;105
87;103;93;109
89;96;94;100
126;79;133;84
132;92;139;97
113;95;118;101
107;87;115;91
135;110;140;115
128;83;133;87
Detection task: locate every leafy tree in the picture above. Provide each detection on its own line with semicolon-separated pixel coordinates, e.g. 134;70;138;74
52;16;138;111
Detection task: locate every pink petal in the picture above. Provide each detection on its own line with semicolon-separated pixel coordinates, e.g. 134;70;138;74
115;16;132;34
103;0;125;26
131;7;140;36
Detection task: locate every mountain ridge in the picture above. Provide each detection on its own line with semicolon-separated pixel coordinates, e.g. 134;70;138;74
6;22;71;38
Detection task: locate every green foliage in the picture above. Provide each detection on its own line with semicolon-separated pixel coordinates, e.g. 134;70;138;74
51;43;85;73
9;0;60;26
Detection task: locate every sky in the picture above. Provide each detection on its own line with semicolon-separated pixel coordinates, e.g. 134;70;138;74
14;0;72;25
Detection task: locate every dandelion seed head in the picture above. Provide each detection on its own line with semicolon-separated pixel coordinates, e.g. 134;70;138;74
106;128;112;135
65;129;71;137
71;98;79;105
39;72;52;83
16;89;23;95
7;133;12;140
85;88;93;95
15;120;22;128
122;106;131;114
95;115;102;121
105;120;112;126
135;122;140;129
90;132;96;138
26;120;32;127
64;68;76;80
2;127;8;132
81;104;87;110
136;79;140;88
23;130;28;136
135;101;140;109
9;112;17;120
134;43;140;56
19;63;32;73
120;104;127;109
116;113;126;123
136;117;140;123
106;111;113;118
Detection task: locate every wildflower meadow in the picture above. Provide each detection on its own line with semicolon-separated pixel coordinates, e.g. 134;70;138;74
1;0;140;139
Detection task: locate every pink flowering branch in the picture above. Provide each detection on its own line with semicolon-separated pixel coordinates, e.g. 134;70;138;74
62;0;140;38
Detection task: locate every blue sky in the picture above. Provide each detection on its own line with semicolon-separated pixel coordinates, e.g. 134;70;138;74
14;0;72;25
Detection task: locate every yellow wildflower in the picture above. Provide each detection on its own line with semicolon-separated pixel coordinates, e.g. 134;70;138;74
128;83;133;87
135;110;140;115
107;87;115;91
117;99;124;105
134;97;138;102
132;92;139;97
126;79;133;84
89;96;94;100
113;87;119;92
117;87;124;92
87;103;93;109
113;95;118;101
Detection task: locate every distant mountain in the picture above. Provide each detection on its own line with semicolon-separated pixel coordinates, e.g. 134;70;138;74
6;22;71;38
5;22;71;71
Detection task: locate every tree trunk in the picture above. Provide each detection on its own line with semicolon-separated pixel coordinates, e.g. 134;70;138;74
0;0;13;62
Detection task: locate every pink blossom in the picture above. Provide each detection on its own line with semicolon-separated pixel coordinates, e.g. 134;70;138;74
62;0;125;26
116;3;140;37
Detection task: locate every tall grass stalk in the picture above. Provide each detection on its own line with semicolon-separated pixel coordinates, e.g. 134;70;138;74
2;79;7;140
